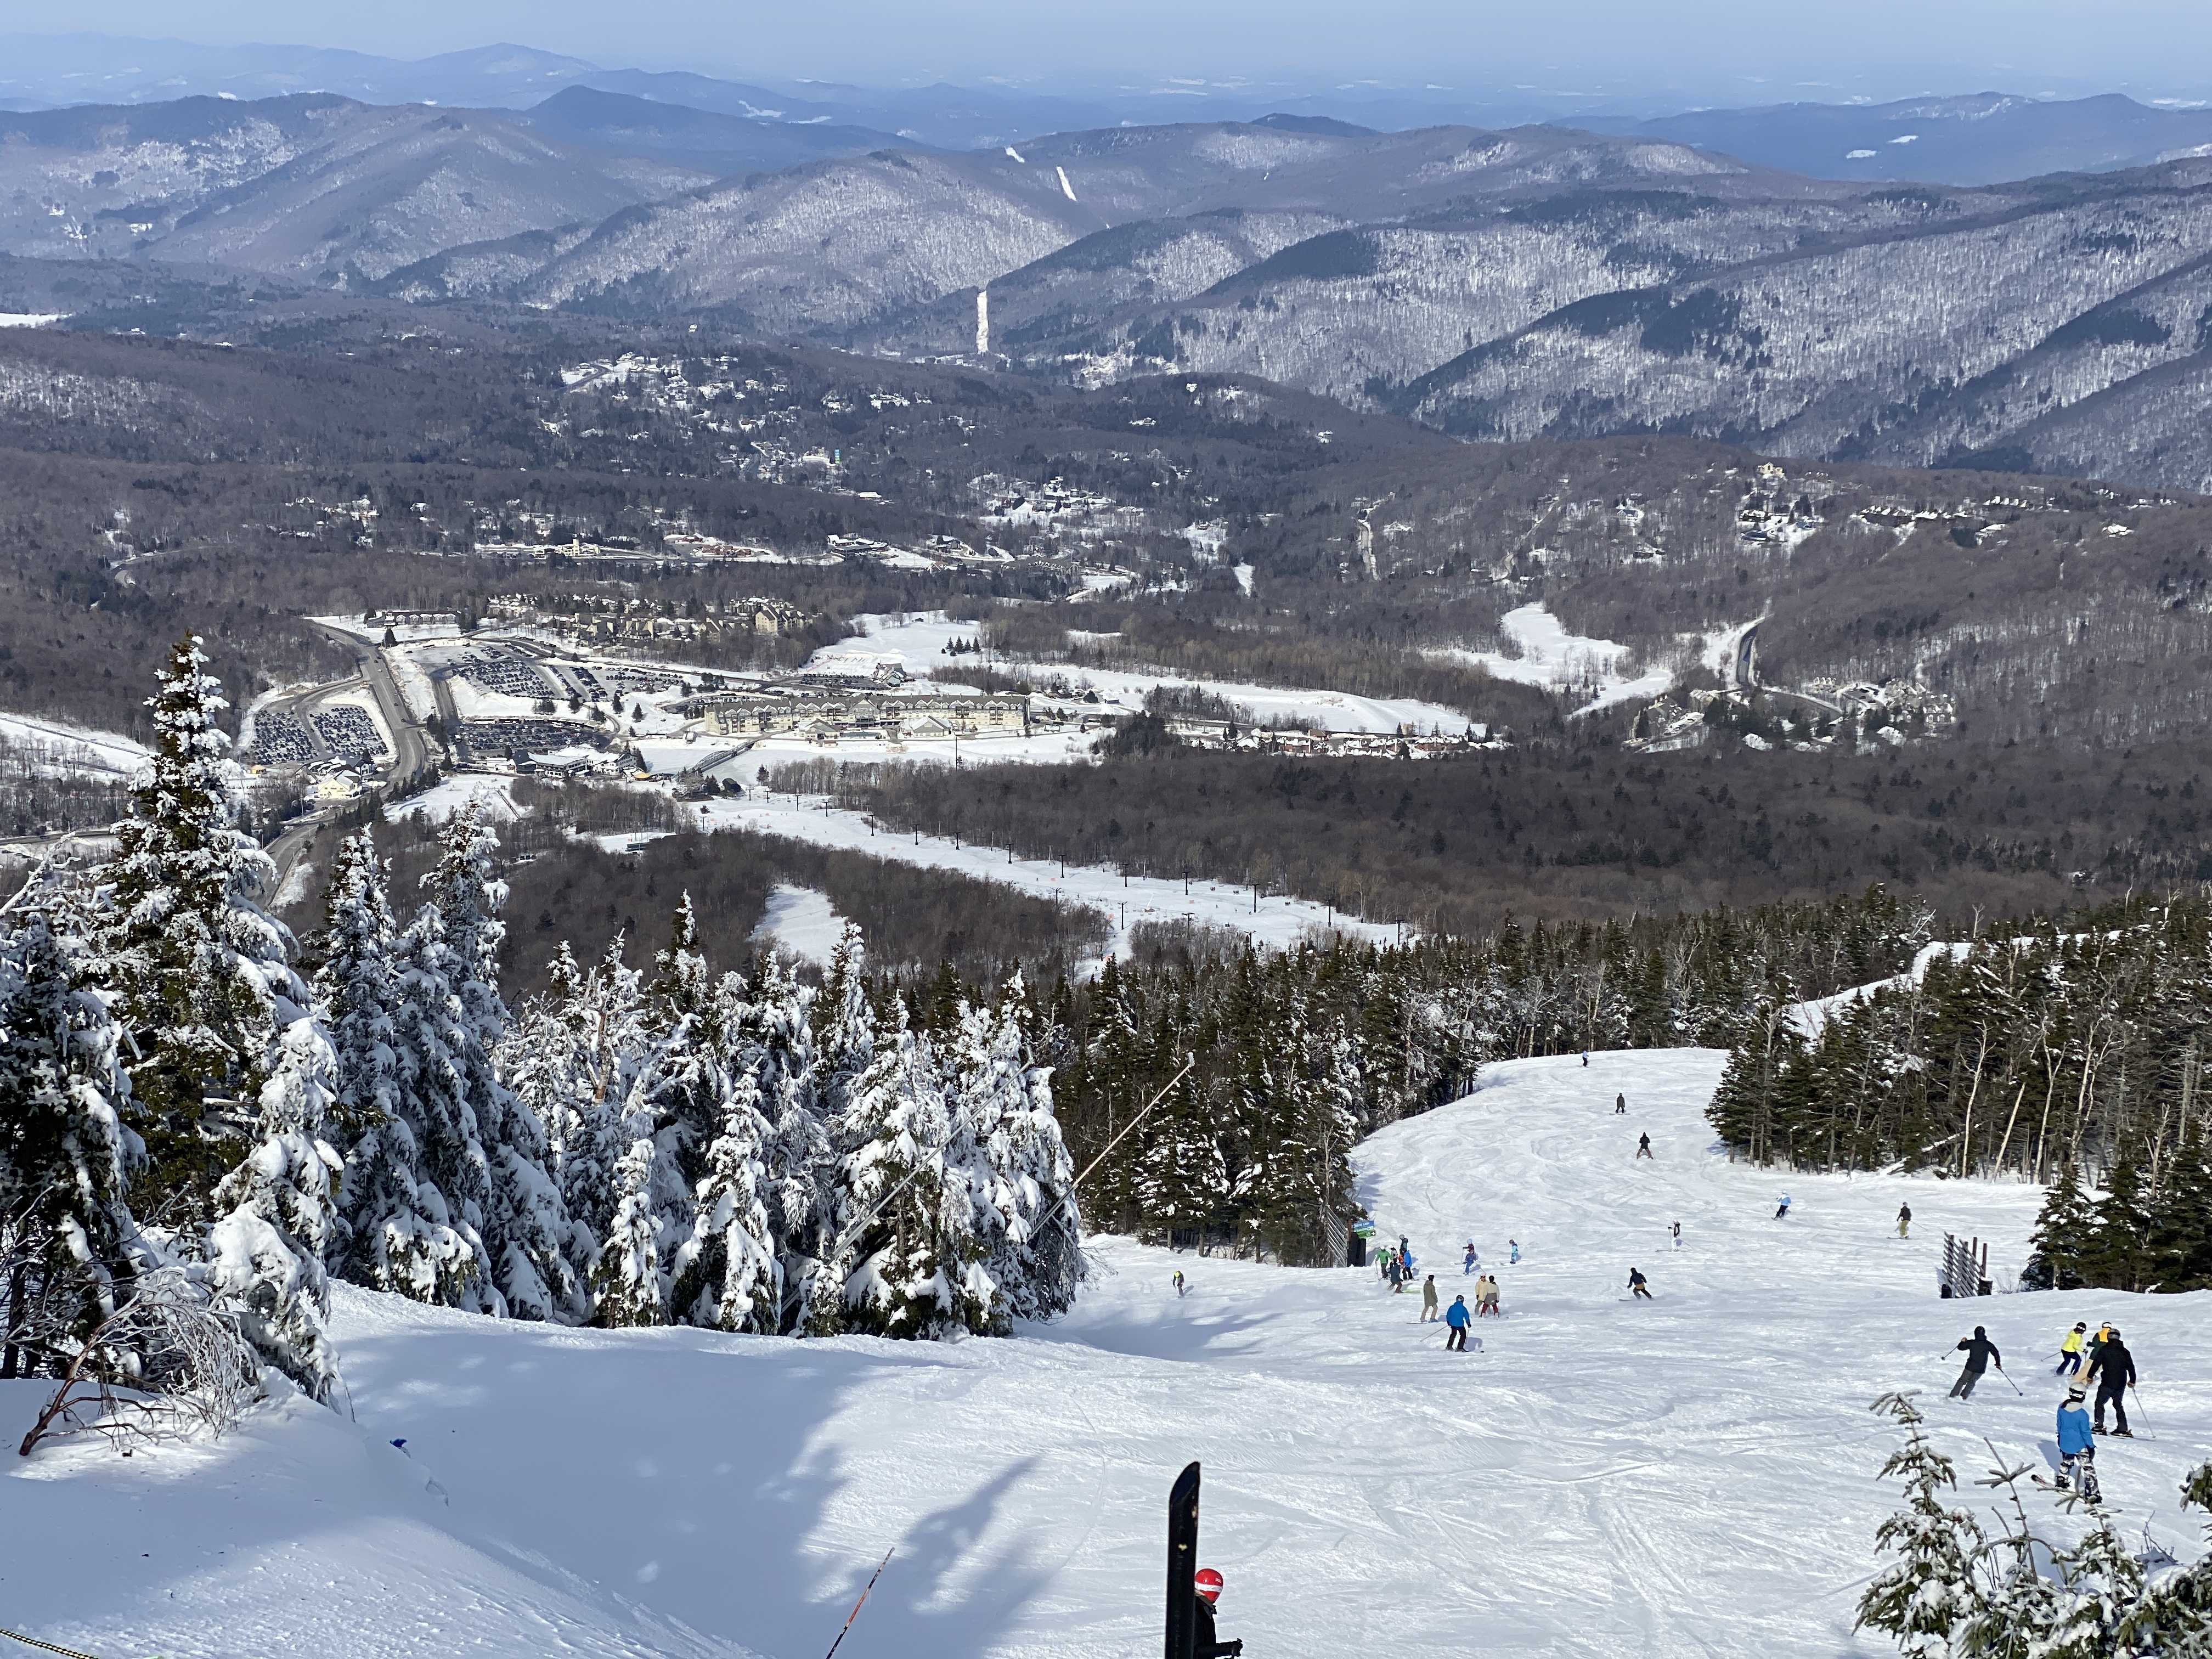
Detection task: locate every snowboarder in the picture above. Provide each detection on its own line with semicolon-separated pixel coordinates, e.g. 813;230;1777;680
2056;1385;2100;1501
2056;1322;2087;1375
1897;1202;1912;1239
1635;1132;1653;1161
1775;1193;1792;1220
1628;1267;1652;1300
2087;1327;2136;1436
1615;1092;1627;1114
1509;1239;1521;1265
1671;1221;1682;1249
1173;1269;1186;1299
1421;1274;1440;1323
1949;1325;2002;1399
1193;1568;1243;1658
1463;1242;1479;1274
1444;1295;1471;1351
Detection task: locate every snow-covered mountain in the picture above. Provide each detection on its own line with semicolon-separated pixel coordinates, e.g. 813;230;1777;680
1579;92;2212;187
0;94;709;283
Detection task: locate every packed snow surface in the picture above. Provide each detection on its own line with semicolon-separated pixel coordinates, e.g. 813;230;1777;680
8;1051;2207;1658
749;881;847;964
0;711;149;777
385;775;523;823
693;791;1402;957
819;613;1470;735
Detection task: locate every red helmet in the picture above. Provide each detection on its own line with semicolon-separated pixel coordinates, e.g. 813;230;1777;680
1194;1568;1224;1604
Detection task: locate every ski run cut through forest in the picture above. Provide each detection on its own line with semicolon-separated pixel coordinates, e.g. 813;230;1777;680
4;1048;2209;1658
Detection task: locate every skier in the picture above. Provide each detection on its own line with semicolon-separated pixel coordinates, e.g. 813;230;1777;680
2056;1385;2100;1501
1463;1242;1479;1275
1421;1274;1440;1323
1949;1325;2002;1400
2055;1322;2087;1375
1897;1202;1912;1239
2087;1327;2136;1436
2084;1321;2113;1376
1635;1132;1653;1161
1173;1269;1186;1299
1193;1568;1244;1658
1385;1253;1403;1293
1775;1193;1792;1220
1443;1294;1471;1351
1615;1092;1627;1114
1582;1052;1589;1067
1628;1267;1652;1301
1509;1239;1521;1265
1477;1275;1501;1317
1671;1221;1682;1249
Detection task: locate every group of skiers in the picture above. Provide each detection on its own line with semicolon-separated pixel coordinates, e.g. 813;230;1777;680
1378;1236;1418;1290
1945;1318;2145;1502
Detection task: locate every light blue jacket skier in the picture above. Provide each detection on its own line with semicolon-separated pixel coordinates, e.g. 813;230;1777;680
2057;1394;2095;1456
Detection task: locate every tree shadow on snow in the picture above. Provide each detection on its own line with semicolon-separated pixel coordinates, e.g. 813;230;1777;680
332;1313;1062;1659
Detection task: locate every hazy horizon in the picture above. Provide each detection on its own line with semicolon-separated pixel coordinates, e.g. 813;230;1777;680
12;4;2212;110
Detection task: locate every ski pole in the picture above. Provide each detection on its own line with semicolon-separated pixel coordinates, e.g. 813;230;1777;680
825;1548;893;1659
2130;1385;2151;1434
2000;1366;2023;1396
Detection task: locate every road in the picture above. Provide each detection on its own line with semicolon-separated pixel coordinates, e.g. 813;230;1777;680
260;625;442;901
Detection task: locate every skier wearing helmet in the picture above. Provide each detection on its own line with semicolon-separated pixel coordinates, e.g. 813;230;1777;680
1194;1568;1244;1657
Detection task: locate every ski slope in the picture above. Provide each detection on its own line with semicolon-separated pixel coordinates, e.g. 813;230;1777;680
7;1051;2208;1659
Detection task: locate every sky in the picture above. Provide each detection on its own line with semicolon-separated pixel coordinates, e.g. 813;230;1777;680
24;1;2212;101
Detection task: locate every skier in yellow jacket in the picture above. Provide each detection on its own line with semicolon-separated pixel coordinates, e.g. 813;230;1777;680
2056;1322;2087;1376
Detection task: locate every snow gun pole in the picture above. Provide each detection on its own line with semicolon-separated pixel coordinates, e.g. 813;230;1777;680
1070;1057;1195;1195
824;1549;894;1659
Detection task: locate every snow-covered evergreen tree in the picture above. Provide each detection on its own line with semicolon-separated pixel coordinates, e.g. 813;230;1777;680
748;953;830;1333
0;915;143;1357
954;974;1081;1328
424;806;575;1321
826;999;977;1339
346;901;500;1313
207;1012;343;1401
106;637;293;1230
590;1126;669;1328
313;832;400;1147
673;1051;779;1332
1855;1391;1988;1656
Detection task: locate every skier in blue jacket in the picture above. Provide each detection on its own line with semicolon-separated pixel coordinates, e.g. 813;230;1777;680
1443;1295;1471;1351
2056;1385;2099;1500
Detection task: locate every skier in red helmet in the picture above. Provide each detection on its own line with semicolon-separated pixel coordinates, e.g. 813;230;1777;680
1194;1568;1244;1657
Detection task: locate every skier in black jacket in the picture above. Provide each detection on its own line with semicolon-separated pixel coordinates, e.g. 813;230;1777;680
1193;1568;1243;1657
2088;1328;2137;1436
1949;1326;2002;1399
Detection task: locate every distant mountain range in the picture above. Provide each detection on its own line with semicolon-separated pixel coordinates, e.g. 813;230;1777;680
1579;92;2212;185
16;54;2212;493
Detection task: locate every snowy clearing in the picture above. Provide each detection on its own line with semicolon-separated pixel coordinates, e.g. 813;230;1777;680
692;792;1403;957
748;882;847;964
0;312;67;328
385;776;524;824
820;613;1470;736
0;711;148;778
9;1048;2203;1659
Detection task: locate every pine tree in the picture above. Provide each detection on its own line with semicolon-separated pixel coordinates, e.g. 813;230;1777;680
2030;1163;2097;1290
963;973;1081;1324
673;1052;779;1332
2035;1506;2147;1658
314;832;400;1146
0;916;143;1368
207;1013;342;1401
425;806;574;1321
346;901;500;1313
1855;1392;1989;1656
106;637;293;1231
826;999;977;1339
590;1126;668;1328
2081;1156;2155;1293
2148;1128;2212;1292
749;952;830;1333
